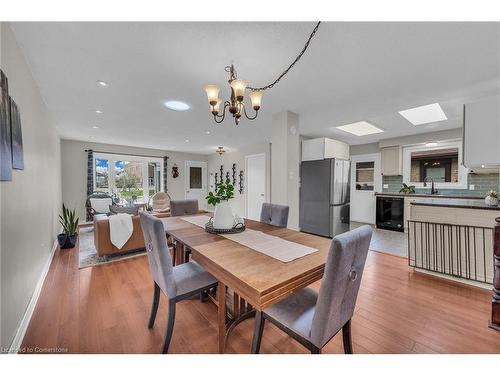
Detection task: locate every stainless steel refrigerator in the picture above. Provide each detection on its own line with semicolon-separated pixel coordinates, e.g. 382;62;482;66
299;158;350;238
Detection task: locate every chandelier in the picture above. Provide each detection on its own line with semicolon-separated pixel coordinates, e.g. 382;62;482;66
203;22;321;125
216;146;226;156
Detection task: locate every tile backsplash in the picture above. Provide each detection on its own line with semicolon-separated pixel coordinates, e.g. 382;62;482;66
382;173;500;197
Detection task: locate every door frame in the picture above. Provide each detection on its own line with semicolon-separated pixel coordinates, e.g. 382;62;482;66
350;153;382;224
245;153;267;219
184;160;207;208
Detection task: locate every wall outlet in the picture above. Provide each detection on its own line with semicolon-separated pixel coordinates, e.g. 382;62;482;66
383;184;389;189
469;184;475;190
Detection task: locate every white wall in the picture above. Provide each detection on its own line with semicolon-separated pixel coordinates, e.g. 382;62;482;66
60;139;208;221
1;23;62;349
207;142;270;218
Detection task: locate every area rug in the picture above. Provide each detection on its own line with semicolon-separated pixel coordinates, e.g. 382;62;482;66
78;227;146;269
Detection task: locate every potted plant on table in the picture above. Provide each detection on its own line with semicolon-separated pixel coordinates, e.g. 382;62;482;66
206;177;235;229
57;204;79;249
485;190;499;207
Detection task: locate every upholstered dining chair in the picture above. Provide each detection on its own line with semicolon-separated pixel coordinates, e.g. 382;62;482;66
260;203;289;228
169;199;200;263
251;225;372;354
139;212;218;354
150;191;171;214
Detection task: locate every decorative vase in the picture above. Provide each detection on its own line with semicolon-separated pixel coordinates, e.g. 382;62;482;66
485;196;499;206
57;233;78;249
213;201;235;229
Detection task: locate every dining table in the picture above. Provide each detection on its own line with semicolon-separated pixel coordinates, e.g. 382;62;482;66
161;213;332;353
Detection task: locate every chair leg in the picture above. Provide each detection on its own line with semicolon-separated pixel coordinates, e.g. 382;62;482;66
251;310;265;354
148;282;160;329
342;319;353;354
311;347;321;354
161;299;176;354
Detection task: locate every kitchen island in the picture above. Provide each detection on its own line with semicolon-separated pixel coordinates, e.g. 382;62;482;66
407;197;498;287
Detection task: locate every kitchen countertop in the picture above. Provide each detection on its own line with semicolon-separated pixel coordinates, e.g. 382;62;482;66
375;192;484;200
409;197;500;210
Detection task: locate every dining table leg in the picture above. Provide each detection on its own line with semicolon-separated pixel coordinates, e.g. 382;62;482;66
218;281;227;353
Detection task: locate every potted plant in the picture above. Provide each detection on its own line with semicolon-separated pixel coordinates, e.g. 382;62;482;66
206;177;235;229
485;190;499;207
399;183;416;194
58;204;79;249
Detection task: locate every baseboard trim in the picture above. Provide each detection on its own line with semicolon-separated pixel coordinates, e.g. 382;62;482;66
8;238;58;354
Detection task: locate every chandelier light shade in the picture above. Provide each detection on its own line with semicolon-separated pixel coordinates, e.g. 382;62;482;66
203;22;321;125
216;146;226;156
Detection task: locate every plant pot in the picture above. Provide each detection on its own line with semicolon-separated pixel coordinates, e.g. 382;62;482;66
57;233;78;249
213;201;235;230
485;196;499;207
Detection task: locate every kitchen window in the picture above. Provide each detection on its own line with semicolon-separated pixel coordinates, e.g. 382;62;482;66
355;161;374;190
402;141;468;189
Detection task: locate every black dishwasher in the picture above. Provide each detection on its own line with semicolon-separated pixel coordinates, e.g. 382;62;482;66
376;196;404;232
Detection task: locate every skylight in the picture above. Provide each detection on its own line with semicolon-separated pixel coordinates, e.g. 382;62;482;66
336;121;384;136
398;103;447;125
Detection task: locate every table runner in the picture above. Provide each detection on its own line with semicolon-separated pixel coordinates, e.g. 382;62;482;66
179;215;318;262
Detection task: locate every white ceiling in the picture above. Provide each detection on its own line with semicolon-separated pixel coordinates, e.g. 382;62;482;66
8;22;500;154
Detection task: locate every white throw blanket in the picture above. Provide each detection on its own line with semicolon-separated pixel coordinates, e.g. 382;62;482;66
108;213;133;249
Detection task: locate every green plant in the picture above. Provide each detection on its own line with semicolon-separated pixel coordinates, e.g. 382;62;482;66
206;177;235;206
399;183;416;194
59;204;79;236
488;190;498;198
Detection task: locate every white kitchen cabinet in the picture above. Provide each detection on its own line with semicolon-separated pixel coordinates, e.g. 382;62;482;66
463;95;500;168
301;137;349;161
381;146;402;176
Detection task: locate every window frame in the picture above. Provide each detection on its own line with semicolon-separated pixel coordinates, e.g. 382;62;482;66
93;152;164;201
402;140;468;189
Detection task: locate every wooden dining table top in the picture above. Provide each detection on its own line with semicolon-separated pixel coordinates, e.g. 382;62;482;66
161;213;332;309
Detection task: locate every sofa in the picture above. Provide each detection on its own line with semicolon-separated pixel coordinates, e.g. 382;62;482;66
93;212;169;257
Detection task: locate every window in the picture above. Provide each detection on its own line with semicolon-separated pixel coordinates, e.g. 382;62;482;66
93;153;163;202
189;167;202;189
402;141;468;189
355;161;374;190
410;148;459;183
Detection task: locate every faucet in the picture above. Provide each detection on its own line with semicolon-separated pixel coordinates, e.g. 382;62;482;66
423;176;438;195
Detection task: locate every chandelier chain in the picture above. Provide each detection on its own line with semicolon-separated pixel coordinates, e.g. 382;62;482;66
247;21;321;91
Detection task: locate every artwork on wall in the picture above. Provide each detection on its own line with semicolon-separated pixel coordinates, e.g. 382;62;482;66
239;170;244;194
232;163;237;185
9;98;24;170
171;163;179;178
0;69;12;181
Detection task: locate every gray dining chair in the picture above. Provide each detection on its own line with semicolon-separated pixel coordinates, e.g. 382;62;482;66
260;203;289;228
170;199;199;217
139;212;218;354
251;225;372;354
170;199;200;263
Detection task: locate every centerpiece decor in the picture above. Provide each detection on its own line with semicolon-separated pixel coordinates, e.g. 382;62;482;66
203;22;321;125
485;190;499;206
57;204;79;249
206;177;238;230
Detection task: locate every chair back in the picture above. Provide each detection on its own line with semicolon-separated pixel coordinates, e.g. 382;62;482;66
151;192;171;212
170;199;199;217
310;225;372;348
86;192;114;213
260;203;289;228
139;212;177;298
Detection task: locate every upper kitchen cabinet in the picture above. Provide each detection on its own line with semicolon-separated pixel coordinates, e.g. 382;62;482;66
463;95;500;168
301;137;349;161
381;146;402;175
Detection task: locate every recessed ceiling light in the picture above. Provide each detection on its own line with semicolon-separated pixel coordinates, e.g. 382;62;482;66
96;80;109;87
336;121;384;136
185;139;189;143
92;125;99;129
95;110;103;114
425;142;438;147
399;103;447;125
205;130;211;135
164;100;190;112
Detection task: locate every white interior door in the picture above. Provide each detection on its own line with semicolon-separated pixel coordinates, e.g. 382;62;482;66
185;161;207;210
245;153;266;220
350;153;382;224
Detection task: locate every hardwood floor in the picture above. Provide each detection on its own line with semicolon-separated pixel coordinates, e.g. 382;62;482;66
21;237;499;354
